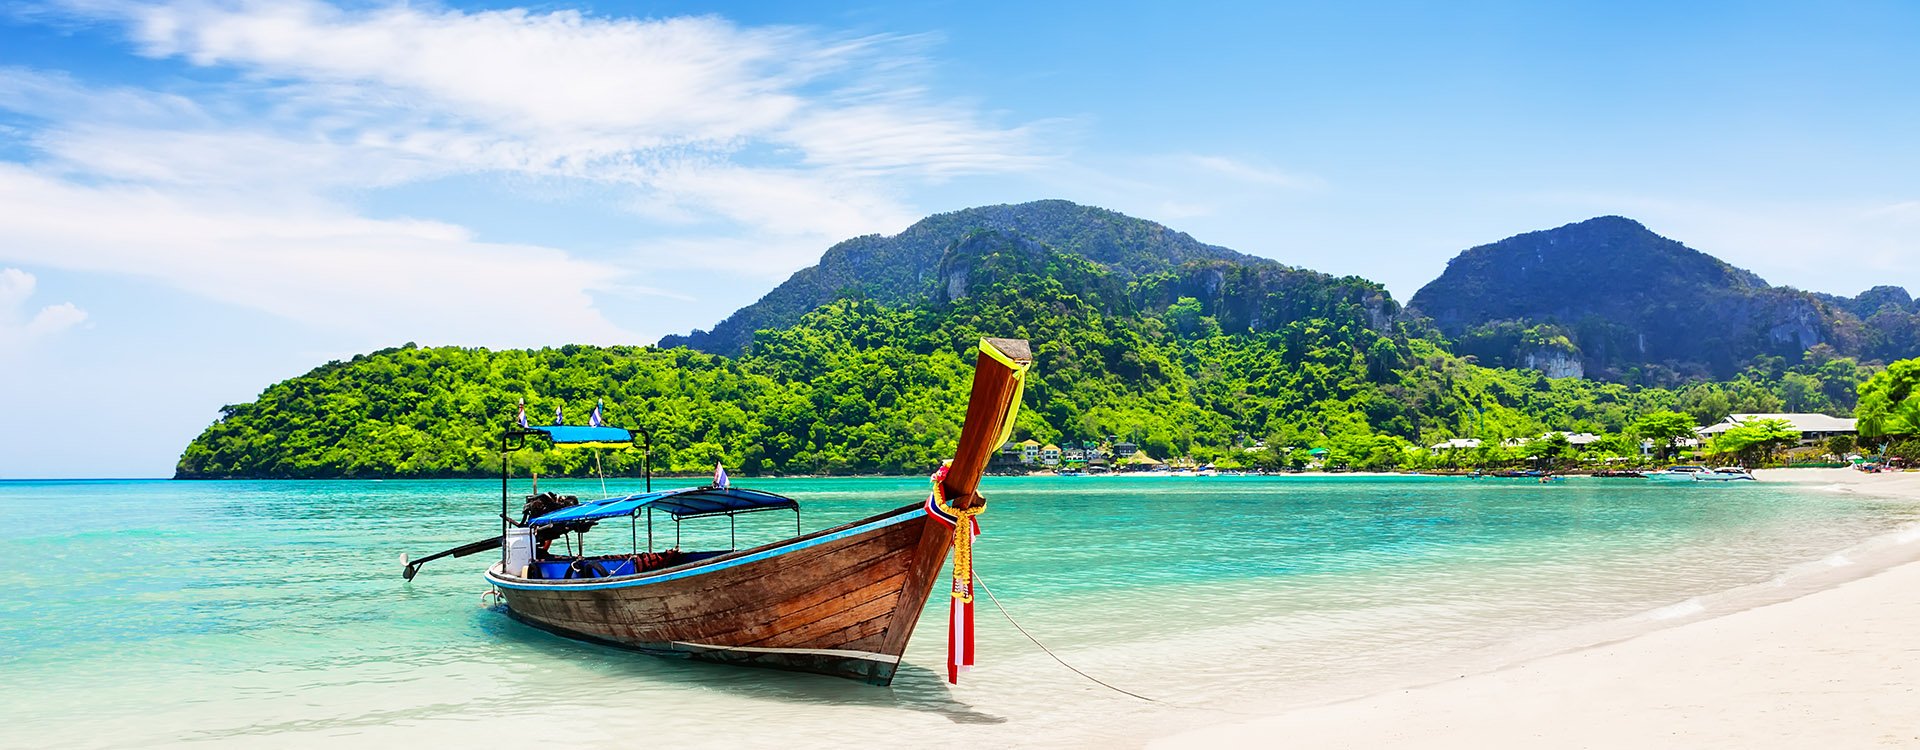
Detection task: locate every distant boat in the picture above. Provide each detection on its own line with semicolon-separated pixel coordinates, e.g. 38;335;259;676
1650;465;1708;481
1692;467;1755;482
404;338;1032;685
1591;470;1648;478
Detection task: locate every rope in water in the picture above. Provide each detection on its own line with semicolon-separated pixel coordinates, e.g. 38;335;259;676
973;572;1162;704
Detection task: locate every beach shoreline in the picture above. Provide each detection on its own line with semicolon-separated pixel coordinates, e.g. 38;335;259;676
1152;467;1920;749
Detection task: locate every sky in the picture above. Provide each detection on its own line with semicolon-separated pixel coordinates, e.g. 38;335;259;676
1;0;1916;477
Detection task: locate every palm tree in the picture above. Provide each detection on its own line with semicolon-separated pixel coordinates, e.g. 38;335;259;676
1860;394;1920;440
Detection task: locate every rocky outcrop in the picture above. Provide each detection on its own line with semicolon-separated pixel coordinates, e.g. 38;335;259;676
1523;347;1584;379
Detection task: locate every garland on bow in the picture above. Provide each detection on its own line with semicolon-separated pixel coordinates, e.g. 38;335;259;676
924;462;983;684
924;339;1028;685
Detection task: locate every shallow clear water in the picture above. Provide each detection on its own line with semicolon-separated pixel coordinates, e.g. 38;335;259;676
5;475;1918;748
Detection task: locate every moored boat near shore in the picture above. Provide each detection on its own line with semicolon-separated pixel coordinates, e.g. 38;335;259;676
407;337;1033;685
1649;465;1709;481
1693;466;1756;481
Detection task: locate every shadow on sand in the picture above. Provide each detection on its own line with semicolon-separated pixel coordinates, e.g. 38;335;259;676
476;606;1007;725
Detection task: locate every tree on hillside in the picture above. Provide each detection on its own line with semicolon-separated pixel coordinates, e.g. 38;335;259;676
1629;410;1698;461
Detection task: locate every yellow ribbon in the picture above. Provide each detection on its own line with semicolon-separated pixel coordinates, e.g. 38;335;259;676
928;472;986;603
976;339;1031;450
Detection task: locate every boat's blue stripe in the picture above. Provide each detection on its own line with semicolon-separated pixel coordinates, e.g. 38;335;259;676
485;508;928;592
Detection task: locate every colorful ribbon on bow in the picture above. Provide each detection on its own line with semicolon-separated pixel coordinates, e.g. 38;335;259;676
924;463;984;684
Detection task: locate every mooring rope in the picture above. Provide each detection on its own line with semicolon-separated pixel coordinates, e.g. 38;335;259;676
973;572;1162;704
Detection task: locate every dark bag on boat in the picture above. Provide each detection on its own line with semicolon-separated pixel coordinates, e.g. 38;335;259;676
520;492;579;523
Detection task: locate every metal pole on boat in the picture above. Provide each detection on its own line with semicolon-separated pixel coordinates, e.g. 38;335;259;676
647;508;653;553
500;433;509;571
642;428;652;493
595;450;607;499
730;513;736;551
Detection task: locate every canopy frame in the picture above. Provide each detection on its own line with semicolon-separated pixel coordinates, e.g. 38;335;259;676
524;486;801;527
498;423;655;569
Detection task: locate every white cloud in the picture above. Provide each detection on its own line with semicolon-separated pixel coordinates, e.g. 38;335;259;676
0;163;626;347
0;1;1047;342
0;267;88;352
55;1;1041;216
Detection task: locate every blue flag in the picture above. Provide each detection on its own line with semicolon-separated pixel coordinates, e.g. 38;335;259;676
590;398;604;428
553;404;563;426
517;398;528;428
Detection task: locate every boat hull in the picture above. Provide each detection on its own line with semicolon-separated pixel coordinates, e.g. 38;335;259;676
484;503;949;684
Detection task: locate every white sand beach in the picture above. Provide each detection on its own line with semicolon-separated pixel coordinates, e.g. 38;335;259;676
1155;468;1920;749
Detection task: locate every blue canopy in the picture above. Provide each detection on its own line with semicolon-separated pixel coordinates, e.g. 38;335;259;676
526;486;800;526
522;425;633;446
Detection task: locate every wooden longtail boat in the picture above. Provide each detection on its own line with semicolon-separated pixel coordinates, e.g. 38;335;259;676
415;338;1029;685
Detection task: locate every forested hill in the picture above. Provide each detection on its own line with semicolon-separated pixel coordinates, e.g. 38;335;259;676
177;220;1872;479
1408;216;1920;384
657;200;1265;356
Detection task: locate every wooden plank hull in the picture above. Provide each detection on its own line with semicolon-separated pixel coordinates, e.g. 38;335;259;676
485;503;950;685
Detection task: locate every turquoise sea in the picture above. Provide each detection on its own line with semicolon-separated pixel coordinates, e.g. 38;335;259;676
6;475;1919;748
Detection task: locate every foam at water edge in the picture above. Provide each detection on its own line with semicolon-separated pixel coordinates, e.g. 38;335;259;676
1645;598;1706;620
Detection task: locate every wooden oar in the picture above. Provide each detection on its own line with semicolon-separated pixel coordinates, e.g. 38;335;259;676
401;535;501;580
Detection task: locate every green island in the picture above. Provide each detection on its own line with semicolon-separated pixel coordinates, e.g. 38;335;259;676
176;202;1920;478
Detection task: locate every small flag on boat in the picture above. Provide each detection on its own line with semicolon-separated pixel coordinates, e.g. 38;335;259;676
517;397;528;428
553;403;563;425
713;461;729;488
589;398;603;428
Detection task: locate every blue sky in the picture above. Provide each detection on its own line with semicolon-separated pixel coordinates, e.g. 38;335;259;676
1;0;1915;477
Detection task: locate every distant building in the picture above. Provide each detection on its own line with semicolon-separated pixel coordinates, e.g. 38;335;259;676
1113;441;1139;457
1040;444;1062;466
1497;432;1603;449
1063;446;1086;463
1019;439;1042;464
1697;413;1857;447
1121;449;1165;471
1430;438;1482;450
1640;436;1700;457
